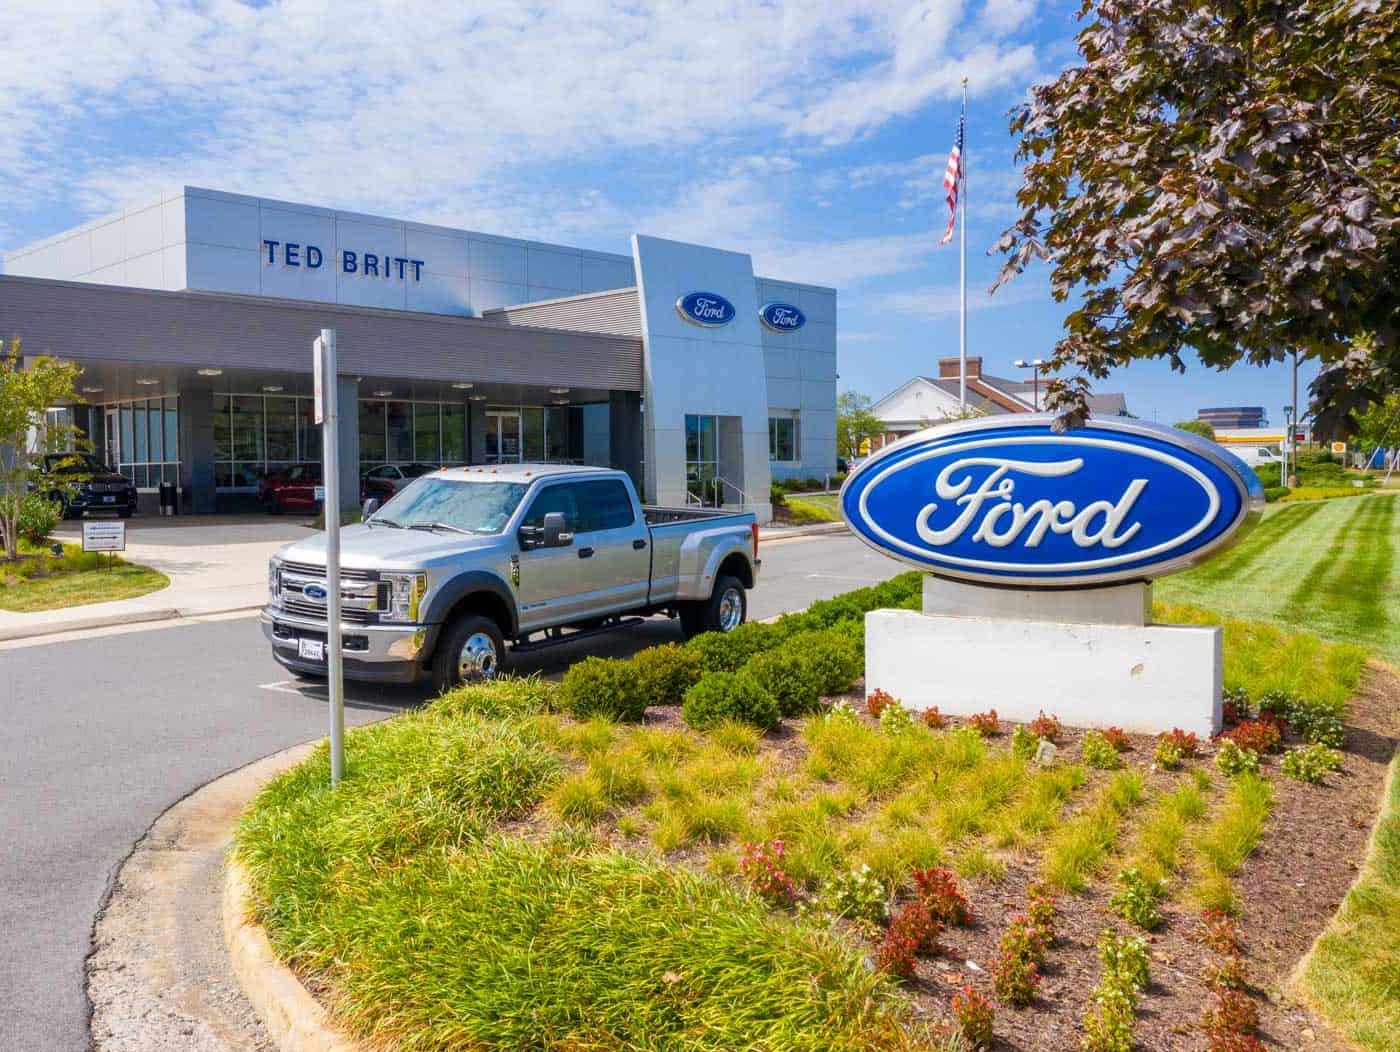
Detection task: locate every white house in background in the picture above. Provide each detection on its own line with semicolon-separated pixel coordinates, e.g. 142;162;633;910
868;356;1129;451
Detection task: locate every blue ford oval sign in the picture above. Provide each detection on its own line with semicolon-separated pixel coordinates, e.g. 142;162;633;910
760;301;806;333
841;417;1263;587
676;291;736;328
302;582;329;601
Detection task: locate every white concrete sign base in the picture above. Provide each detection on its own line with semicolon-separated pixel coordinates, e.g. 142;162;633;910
865;609;1223;738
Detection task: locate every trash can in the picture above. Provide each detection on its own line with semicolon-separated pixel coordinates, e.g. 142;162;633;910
158;481;177;517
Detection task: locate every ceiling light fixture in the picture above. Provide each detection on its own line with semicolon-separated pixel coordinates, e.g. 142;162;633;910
451;382;475;390
552;398;569;405
548;387;570;395
82;386;104;394
468;394;488;401
373;389;394;397
136;377;160;385
262;385;284;393
197;367;223;377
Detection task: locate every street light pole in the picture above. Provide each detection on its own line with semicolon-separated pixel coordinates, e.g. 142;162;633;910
1014;358;1046;411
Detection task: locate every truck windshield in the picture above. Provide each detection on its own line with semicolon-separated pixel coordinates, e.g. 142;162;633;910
371;479;527;534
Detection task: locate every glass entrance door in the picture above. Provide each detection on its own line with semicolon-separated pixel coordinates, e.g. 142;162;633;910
685;414;719;505
104;408;120;468
485;411;523;464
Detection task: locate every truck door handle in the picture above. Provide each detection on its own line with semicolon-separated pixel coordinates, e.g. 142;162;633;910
632;538;647;550
578;547;595;559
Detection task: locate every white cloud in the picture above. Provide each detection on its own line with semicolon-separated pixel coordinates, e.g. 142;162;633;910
868;275;1044;318
0;0;1043;241
982;0;1037;33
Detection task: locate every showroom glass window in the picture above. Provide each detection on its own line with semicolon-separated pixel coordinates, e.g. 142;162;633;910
768;412;799;462
105;396;180;489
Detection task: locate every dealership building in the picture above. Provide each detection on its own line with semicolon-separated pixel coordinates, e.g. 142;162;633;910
1;187;841;520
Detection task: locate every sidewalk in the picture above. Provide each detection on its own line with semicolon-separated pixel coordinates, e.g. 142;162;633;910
0;516;311;642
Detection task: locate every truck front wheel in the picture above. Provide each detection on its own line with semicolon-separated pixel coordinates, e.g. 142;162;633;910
680;574;747;639
431;613;505;692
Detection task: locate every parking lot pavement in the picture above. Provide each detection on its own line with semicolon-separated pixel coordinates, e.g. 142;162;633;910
0;531;901;1052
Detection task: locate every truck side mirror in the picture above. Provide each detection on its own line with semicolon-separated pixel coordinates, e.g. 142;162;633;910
362;498;381;521
543;511;573;547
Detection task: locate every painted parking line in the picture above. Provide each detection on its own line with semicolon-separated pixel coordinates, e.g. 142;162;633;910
258;680;319;696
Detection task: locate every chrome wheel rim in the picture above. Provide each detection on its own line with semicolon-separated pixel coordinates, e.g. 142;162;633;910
718;587;744;632
458;631;498;680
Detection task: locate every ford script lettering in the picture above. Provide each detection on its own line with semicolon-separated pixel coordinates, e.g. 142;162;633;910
841;418;1262;587
676;291;736;328
760;301;806;332
302;583;329;601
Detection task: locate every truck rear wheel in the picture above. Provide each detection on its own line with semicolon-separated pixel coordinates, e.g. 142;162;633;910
680;574;747;639
431;613;505;693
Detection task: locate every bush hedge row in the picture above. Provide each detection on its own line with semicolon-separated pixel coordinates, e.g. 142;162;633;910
556;570;923;728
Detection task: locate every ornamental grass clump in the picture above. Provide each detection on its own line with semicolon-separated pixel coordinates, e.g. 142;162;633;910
682;670;779;730
1011;724;1039;761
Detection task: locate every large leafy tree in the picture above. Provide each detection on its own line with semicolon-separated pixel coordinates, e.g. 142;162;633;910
1;339;83;560
993;0;1399;434
837;391;884;459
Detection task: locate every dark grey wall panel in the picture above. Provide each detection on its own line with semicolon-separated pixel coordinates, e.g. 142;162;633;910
0;276;642;391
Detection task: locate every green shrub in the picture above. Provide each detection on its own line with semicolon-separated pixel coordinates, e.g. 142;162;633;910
1281;744;1344;784
784;629;863;696
558;657;648;722
630;643;702;707
1215;739;1260;777
17;494;62;546
687;620;776;672
1082;729;1123;769
1153;738;1183;770
1081;982;1136;1052
1263;485;1291;502
1011;725;1039;761
812;864;887;926
745;648;824;717
878;702;915;736
682;671;779;730
1109;868;1166;930
1100;929;1150;992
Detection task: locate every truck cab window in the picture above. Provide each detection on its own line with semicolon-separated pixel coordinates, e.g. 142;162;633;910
575;479;635;532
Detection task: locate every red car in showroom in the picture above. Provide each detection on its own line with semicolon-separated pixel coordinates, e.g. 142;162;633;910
260;464;381;514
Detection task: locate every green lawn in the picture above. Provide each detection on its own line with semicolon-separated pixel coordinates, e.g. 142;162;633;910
778;491;841;523
1156;493;1400;666
0;543;169;612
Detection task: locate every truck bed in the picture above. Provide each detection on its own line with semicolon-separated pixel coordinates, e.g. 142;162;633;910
643;505;753;527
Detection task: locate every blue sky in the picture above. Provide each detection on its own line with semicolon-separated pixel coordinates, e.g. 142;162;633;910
0;0;1309;426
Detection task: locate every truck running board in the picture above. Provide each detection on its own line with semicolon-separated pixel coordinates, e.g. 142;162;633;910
509;615;655;653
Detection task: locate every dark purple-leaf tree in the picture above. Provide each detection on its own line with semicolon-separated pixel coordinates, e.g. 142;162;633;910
993;0;1399;435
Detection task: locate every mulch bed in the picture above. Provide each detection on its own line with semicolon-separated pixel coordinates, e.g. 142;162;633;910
888;663;1400;1051
555;667;1400;1050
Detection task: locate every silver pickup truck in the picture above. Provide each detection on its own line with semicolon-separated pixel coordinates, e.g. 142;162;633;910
261;464;759;689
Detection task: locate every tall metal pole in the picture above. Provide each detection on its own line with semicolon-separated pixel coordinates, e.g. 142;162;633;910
319;328;345;786
958;77;968;413
1291;349;1300;472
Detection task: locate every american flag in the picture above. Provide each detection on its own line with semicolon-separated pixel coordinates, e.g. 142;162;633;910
939;116;965;246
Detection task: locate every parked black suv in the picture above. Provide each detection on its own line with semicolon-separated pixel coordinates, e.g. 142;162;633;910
35;453;138;519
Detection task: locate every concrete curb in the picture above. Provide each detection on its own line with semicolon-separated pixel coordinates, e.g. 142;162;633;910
759;521;848;542
0;603;263;642
224;860;359;1052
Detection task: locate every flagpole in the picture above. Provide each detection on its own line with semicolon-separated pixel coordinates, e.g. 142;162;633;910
958;77;968;413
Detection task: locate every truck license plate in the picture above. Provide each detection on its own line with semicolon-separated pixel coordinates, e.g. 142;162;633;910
102;495;116;503
298;638;325;662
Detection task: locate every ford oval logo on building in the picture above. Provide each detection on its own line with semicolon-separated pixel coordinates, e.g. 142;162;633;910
760;301;806;333
841;417;1263;587
302;582;329;601
676;291;736;328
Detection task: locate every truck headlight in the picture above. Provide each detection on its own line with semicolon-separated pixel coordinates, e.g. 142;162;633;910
268;559;281;603
381;572;427;623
